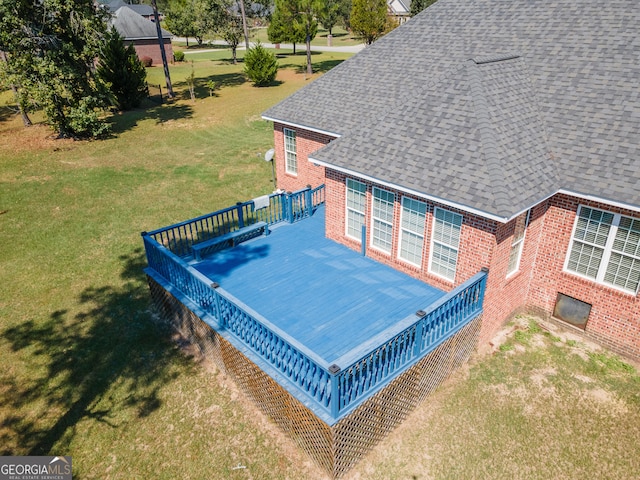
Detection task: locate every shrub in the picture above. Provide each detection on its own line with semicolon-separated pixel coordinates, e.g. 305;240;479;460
140;56;153;67
243;42;278;87
173;51;185;62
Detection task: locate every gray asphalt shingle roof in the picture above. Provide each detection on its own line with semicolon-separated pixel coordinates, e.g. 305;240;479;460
110;6;170;40
263;0;640;221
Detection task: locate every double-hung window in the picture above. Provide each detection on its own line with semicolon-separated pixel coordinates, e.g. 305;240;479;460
565;206;640;293
371;187;395;253
283;128;297;175
346;179;367;242
398;197;427;267
429;207;463;281
506;210;531;277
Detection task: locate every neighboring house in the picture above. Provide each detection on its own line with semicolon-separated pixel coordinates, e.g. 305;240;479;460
388;0;411;24
263;0;640;360
109;6;172;66
100;0;156;20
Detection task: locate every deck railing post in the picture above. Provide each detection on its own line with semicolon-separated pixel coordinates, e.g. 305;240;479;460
305;185;313;218
413;311;426;356
236;202;245;229
329;364;341;419
286;192;294;223
210;282;224;328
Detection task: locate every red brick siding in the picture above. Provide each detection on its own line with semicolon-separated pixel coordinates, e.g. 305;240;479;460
527;194;640;359
127;39;173;66
272;123;333;192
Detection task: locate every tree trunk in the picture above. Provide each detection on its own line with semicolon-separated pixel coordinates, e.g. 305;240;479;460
238;0;250;49
151;0;174;98
0;50;32;127
232;46;237;64
306;33;312;75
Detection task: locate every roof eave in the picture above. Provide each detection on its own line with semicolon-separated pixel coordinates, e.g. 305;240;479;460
261;115;342;139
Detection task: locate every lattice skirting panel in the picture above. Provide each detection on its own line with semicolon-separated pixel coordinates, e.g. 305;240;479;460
148;275;481;478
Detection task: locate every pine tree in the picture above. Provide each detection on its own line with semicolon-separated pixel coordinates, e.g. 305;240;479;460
243;42;278;86
97;28;147;111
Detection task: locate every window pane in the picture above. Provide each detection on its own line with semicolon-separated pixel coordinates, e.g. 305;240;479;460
399;197;426;266
567;240;603;279
574;207;612;246
284;129;297;174
605;252;640;292
371;188;395;253
345;179;367;241
431;208;462;281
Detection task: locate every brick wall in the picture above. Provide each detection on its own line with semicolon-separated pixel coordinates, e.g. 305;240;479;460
127;39;173;66
527;194;640;359
273;123;333;192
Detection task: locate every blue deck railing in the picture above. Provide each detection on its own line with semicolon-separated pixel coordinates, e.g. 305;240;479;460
142;185;486;424
146;185;325;258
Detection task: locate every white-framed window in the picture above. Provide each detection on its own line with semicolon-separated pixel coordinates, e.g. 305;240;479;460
506;209;531;277
371;187;395;253
398;196;427;267
565;205;640;294
283;128;297;175
345;178;367;242
429;207;463;281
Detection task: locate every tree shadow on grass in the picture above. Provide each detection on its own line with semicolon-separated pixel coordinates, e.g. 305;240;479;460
172;71;247;101
0;105;20;123
0;248;188;456
107;102;194;135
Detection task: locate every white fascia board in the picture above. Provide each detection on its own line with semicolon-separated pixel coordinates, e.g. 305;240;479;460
558;188;640;216
261;116;341;139
308;156;512;223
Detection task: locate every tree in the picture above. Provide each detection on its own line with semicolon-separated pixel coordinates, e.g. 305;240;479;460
268;0;320;74
294;0;320;75
317;0;342;36
97;28;148;111
410;0;437;17
267;0;305;54
218;12;244;64
243;42;278;86
350;0;389;45
0;0;111;138
164;0;198;46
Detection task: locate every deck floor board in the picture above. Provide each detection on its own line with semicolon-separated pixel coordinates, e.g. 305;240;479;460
194;207;444;363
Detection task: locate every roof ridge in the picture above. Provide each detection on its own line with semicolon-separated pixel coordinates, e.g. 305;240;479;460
466;59;512;214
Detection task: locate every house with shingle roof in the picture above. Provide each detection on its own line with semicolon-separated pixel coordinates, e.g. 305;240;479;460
263;0;640;359
109;5;172;66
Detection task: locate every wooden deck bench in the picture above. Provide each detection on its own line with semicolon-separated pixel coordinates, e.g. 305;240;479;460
192;221;268;261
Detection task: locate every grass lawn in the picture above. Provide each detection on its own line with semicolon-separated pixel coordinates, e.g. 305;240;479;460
173;25;363;50
1;51;640;480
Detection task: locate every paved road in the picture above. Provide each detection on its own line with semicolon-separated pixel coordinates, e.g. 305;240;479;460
176;38;365;54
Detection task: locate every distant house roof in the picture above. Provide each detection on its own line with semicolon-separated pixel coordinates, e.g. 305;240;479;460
109;6;171;41
263;0;640;221
101;0;153;16
388;0;410;16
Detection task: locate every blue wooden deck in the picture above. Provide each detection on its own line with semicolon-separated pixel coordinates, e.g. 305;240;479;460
193;206;445;364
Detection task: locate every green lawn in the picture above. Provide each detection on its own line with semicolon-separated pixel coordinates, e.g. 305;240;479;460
173;25;363;50
1;53;639;480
